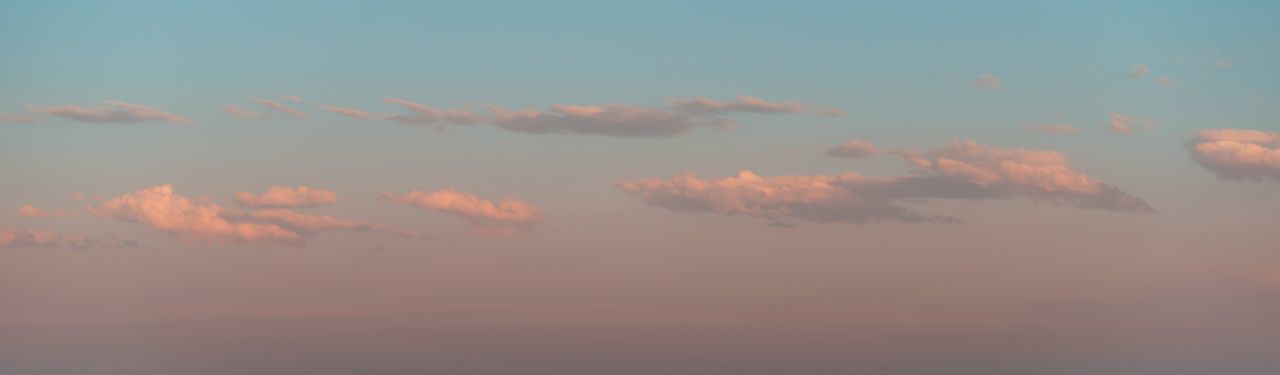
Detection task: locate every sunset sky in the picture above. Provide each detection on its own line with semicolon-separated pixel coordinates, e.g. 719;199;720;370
3;1;1280;374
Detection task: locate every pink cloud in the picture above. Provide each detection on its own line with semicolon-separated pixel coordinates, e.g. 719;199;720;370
384;98;485;125
321;105;387;120
223;104;262;119
251;97;307;117
487;104;712;138
233;186;338;208
1129;64;1151;79
972;74;1003;90
381;189;540;235
26;100;191;124
1154;76;1177;86
1188;128;1280;181
1109;112;1155;134
0;227;92;249
1;111;40;124
670;96;807;114
16;204;78;218
826;139;880;159
281;95;304;103
225;209;415;238
1031;124;1080;134
91;184;303;244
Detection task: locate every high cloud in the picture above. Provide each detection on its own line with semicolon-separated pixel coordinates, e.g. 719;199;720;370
16;204;78;218
1109;112;1155;134
1031;124;1080;134
826;140;880;159
0;227;92;249
972;75;1003;90
1187;128;1280;181
381;189;540;235
26;101;191;125
234;186;338;208
620;141;1152;226
670;96;807;115
223;104;262;119
92;184;402;245
385;98;485;125
251;97;306;117
1;112;40;124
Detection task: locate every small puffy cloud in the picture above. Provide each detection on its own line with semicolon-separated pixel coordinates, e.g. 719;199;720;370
1109;112;1156;134
1129;64;1151;79
321;105;386;120
1;111;40;124
0;227;92;249
251;97;306;117
1154;76;1177;86
898;140;1153;212
487;104;711;138
92;184;302;244
826;139;880;159
26;100;191;125
384;98;485;125
1187;128;1280;181
233;186;338;208
670;96;807;115
16;204;78;218
972;74;1003;90
223;104;262;119
381;189;540;235
1031;124;1080;134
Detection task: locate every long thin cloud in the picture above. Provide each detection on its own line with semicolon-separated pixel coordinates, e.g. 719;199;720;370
26;101;191;124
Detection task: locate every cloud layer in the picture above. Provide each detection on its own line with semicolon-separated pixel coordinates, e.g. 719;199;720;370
1188;128;1280;181
381;189;539;235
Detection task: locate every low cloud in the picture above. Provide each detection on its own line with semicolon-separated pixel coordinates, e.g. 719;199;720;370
384;98;485;125
973;74;1003;90
26;101;191;124
1109;112;1155;134
1;112;40;124
233;186;338;208
381;189;540;235
0;227;92;249
620;141;1152;226
1187;128;1280;181
487;104;712;138
251;97;306;117
16;204;79;218
826;139;880;159
670;96;807;115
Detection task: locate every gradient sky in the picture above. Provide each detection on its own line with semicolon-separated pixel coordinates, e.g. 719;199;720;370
3;1;1280;374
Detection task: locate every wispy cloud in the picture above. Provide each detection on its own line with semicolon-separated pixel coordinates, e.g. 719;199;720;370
233;186;338;208
381;189;540;235
487;104;711;138
1129;63;1151;79
1109;112;1156;134
826;139;880;159
670;96;807;115
321;105;387;120
223;104;263;119
384;98;485;125
251;97;307;117
1188;128;1280;181
26;101;191;124
281;95;304;103
0;227;92;249
1154;76;1177;86
16;204;78;218
0;111;40;124
972;74;1003;90
1030;124;1079;134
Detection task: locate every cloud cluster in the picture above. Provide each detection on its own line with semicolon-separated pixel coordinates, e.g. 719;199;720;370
381;189;540;235
234;186;338;208
826;139;880;159
91;184;402;245
26;101;191;124
620;141;1152;226
1188;128;1280;181
16;204;78;218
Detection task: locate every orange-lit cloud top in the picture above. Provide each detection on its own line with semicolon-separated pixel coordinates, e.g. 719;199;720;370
16;204;79;218
826;139;880;159
621;140;1152;226
234;186;339;208
1188;128;1280;181
381;189;540;235
25;100;191;124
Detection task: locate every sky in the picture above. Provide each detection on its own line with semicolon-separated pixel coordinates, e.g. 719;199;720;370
2;1;1280;374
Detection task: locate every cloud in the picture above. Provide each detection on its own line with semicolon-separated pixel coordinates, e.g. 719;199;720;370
670;96;807;115
1031;124;1079;134
233;186;338;208
26;100;191;124
487;104;713;138
381;189;540;235
16;204;78;218
972;74;1003;90
281;95;303;103
384;98;485;125
91;184;303;244
1129;64;1151;79
223;209;415;238
897;140;1153;212
826;139;880;159
223;104;262;119
620;141;1152;226
0;227;92;249
1;111;40;124
321;105;386;120
1154;76;1177;86
251;97;306;117
1187;128;1280;181
1109;112;1156;134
